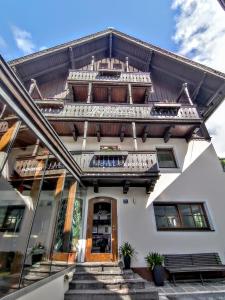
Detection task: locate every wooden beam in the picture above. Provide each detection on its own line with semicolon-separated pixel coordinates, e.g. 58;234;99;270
72;124;79;142
63;180;77;252
164;125;174;143
0;121;21;152
132;122;137;151
146;178;157;194
32;139;40;156
120;125;125;142
152;65;215;95
183;83;193;105
69;47;75;69
185;125;199;143
192;72;206;101
206;83;225;106
109;33;113;59
123;180;130;194
96;124;101;142
22;48;107;81
29;78;44;99
115;49;148;66
108;87;112;103
93;179;99;193
142;125;150;142
87;82;92;103
82;121;88;150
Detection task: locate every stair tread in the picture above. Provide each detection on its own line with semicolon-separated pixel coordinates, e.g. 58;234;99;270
71;278;146;284
66;288;157;295
76;262;119;267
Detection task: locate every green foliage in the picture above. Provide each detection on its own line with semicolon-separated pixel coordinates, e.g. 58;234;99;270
145;252;164;270
119;242;135;258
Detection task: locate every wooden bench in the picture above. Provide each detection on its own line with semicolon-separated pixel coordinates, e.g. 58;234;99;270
164;253;225;285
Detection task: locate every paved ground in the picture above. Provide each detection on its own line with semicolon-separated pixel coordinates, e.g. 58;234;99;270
147;280;225;299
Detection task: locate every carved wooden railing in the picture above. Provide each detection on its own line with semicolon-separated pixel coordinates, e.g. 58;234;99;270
67;70;152;85
39;103;201;122
71;151;159;174
14;151;159;177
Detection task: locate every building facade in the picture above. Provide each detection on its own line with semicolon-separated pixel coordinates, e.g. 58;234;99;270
1;29;225;296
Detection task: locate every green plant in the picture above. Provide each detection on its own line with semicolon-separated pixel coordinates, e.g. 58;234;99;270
145;252;164;270
119;242;135;258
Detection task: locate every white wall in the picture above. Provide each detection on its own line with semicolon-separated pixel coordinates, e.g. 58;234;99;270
73;138;225;267
16;274;69;300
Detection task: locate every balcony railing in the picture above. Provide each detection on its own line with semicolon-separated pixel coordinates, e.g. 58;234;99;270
39;103;201;122
67;70;152;85
71;151;159;174
13;151;159;178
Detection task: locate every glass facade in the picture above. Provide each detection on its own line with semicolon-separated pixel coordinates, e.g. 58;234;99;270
0;99;86;295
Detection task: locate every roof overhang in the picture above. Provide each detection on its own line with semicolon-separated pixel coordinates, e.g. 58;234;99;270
8;29;225;120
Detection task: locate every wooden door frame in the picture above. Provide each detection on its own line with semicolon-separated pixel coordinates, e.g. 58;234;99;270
85;197;118;262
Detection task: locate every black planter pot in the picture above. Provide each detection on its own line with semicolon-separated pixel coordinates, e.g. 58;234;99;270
123;255;131;269
153;265;165;286
32;254;43;265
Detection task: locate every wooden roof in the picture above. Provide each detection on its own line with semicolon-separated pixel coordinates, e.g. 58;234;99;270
8;28;225;120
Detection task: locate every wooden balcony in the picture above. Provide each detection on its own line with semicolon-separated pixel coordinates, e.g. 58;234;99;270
67;70;152;86
71;151;158;174
13;151;159;193
39;102;201;123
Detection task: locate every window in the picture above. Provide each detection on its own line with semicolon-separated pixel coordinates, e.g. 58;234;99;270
157;149;177;168
0;205;25;232
98;62;109;70
154;203;210;231
113;63;122;70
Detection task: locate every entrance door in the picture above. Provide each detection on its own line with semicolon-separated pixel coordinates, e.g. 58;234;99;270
85;197;118;262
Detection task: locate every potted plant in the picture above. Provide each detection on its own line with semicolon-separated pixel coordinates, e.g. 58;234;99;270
145;252;165;286
119;242;135;269
31;243;45;265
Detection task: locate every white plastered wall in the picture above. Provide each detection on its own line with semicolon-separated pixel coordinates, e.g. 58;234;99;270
64;137;225;267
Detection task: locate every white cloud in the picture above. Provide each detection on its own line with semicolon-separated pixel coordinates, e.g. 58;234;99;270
39;46;47;51
0;36;7;48
11;25;36;55
172;0;225;157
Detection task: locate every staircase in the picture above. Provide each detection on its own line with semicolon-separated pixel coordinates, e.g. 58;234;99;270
65;262;159;300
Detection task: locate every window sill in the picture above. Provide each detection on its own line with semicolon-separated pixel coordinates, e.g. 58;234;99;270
157;228;214;232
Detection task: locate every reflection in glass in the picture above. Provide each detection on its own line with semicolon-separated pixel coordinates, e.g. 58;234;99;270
91;202;111;253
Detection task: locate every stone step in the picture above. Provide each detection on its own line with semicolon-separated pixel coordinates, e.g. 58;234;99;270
69;278;146;290
73;271;135;281
75;265;121;273
65;288;159;300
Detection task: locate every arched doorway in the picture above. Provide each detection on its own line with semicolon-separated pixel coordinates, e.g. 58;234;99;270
85;197;118;262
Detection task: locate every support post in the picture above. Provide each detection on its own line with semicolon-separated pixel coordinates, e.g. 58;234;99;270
120;125;125;142
72;124;79;142
128;83;133;104
108;87;112;103
63;180;77;252
109;33;112;59
91;56;95;71
183;83;193;105
125;57;129;72
82;121;88;150
87;82;92;103
132;122;137;151
142;125;149;142
96;124;101;142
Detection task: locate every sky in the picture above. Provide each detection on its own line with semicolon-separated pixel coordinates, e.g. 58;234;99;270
0;0;225;156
